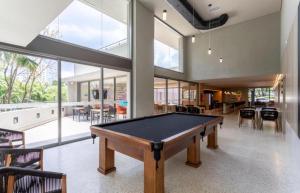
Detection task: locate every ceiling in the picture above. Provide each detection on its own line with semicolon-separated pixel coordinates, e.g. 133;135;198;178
0;0;72;47
199;74;277;88
139;0;281;36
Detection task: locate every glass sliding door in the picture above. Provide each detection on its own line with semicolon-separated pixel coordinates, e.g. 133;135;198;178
103;68;130;122
154;78;167;114
0;50;59;146
167;80;179;112
61;61;101;141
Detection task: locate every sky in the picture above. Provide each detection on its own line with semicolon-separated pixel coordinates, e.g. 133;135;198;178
42;0;180;73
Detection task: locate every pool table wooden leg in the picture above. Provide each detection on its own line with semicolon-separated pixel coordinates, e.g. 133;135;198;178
207;126;218;149
186;135;201;168
144;149;164;193
98;137;116;175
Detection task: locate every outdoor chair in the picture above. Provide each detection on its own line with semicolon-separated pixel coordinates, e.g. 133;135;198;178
78;105;92;121
0;129;25;148
0;167;67;193
116;104;127;120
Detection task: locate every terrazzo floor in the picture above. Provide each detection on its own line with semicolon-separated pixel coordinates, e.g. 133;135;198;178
44;113;300;193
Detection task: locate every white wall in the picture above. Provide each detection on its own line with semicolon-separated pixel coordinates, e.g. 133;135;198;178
186;13;281;81
281;0;299;135
132;0;154;117
281;0;300;52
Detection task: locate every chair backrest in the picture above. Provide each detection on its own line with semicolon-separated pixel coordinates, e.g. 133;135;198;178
175;106;187;112
261;110;278;121
0;149;43;170
0;167;67;193
240;109;255;119
187;106;200;114
116;105;126;114
262;107;277;111
0;129;25;148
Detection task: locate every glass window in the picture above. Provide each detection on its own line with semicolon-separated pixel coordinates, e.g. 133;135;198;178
154;18;182;72
167;80;178;112
41;0;131;58
61;62;100;141
154;78;167;113
0;51;58;146
180;81;190;106
104;68;130;120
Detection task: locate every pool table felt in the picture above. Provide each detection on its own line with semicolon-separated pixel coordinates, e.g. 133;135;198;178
94;113;220;142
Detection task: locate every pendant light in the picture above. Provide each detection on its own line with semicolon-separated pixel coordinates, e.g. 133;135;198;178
163;10;167;21
192;0;196;43
208;21;212;55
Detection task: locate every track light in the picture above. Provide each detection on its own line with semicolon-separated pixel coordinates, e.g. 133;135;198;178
192;35;195;43
163;10;167;21
208;48;212;55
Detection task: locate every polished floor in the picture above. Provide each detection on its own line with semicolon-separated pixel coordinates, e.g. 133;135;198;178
44;113;300;193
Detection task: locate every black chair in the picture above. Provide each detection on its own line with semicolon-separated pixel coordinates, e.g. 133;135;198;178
0;167;67;193
260;110;280;131
0;129;25;148
262;107;277;111
175;106;187;113
239;109;256;128
78;105;92;121
103;106;116;123
0;149;43;170
187;106;200;114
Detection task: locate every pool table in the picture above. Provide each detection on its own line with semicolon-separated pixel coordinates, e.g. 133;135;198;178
90;113;223;193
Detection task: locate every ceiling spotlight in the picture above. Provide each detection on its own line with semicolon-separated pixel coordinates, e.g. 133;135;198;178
219;57;223;63
208;48;212;55
163;10;167;21
192;35;196;43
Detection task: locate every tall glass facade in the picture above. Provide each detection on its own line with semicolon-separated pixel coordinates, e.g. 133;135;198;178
0;50;131;147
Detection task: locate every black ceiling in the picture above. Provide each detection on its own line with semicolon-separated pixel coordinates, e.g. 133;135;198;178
166;0;229;30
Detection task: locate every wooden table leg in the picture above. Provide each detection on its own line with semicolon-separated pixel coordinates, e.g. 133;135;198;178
144;149;164;193
98;137;116;174
186;135;201;168
207;126;218;149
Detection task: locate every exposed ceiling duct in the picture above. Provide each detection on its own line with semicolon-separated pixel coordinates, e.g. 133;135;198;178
166;0;229;30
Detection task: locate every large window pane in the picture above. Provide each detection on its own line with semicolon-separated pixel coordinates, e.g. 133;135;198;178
167;80;178;112
41;0;131;58
0;51;58;146
180;81;190;106
154;18;182;72
103;68;130;121
61;62;100;141
189;83;198;106
154;78;167;113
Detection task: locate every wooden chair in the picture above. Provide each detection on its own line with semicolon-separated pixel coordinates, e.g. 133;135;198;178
260;110;280;132
0;149;43;170
239;109;256;128
0;167;67;193
0;128;25;148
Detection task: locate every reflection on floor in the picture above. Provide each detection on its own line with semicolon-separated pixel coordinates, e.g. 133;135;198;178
44;113;300;193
